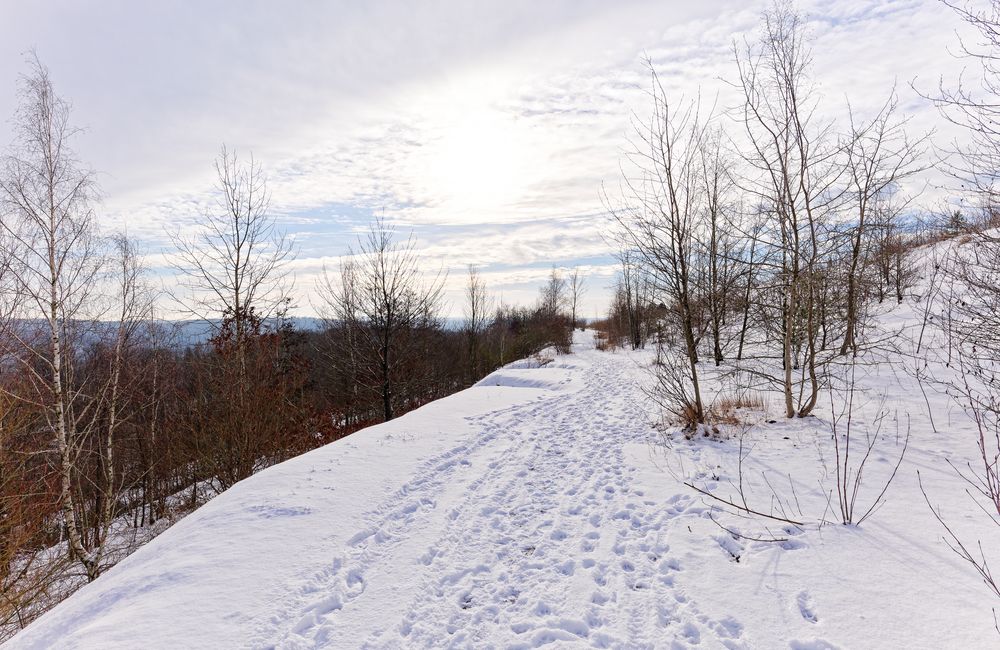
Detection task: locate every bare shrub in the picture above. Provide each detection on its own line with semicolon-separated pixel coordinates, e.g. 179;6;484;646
647;342;703;433
826;364;909;526
593;330;611;352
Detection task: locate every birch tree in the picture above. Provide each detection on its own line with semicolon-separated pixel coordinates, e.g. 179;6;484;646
734;4;842;418
0;55;106;580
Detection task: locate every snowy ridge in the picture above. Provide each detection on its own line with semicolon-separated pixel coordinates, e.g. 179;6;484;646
5;314;998;647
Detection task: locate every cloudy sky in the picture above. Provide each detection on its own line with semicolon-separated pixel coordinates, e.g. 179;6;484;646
0;0;973;319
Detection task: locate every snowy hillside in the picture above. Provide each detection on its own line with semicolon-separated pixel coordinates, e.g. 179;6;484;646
6;303;999;648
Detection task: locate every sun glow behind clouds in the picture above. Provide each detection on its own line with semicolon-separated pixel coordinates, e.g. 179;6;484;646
422;107;530;221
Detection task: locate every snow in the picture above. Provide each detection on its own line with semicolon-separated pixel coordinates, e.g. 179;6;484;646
6;281;999;647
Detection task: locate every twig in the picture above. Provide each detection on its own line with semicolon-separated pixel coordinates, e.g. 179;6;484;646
684;481;806;526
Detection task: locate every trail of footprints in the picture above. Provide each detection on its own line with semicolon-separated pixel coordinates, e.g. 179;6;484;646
257;398;537;648
264;355;752;648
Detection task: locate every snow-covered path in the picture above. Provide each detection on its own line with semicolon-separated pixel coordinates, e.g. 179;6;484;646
6;330;997;648
264;342;739;649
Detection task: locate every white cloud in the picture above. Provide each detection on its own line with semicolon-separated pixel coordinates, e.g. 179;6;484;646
0;0;975;318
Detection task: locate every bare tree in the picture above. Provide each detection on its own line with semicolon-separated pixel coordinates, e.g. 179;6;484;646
464;264;491;381
869;193;914;304
611;62;709;425
318;217;445;421
167;146;298;493
0;54;107;581
734;212;769;360
169;145;295;347
612;248;645;350
907;1;1000;609
838;96;926;355
734;3;843;418
698;128;740;365
99;233;156;529
568;267;585;330
539;266;567;318
925;0;1000;211
535;267;573;353
913;242;1000;606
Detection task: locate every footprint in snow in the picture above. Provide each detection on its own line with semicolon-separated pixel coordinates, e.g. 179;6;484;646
796;591;818;623
680;621;701;644
712;616;744;640
345;569;365;597
555;560;575;576
656;603;678;627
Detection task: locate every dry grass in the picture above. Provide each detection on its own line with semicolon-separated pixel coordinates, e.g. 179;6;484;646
675;392;768;438
709;392;767;425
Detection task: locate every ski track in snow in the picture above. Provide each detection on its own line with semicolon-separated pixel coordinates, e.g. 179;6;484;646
257;350;745;649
